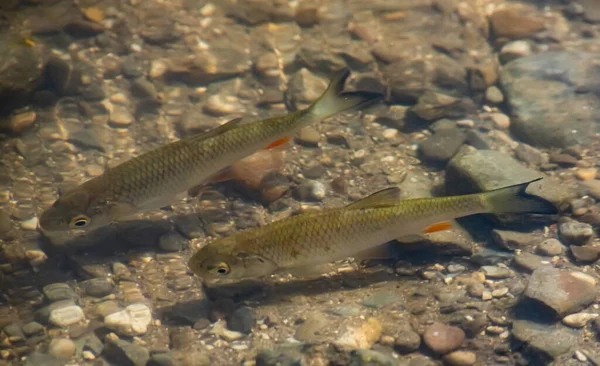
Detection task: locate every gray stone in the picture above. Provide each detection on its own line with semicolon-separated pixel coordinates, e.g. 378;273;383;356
256;344;304;366
515;144;545;166
285;68;327;111
227;306;256;334
481;266;513;279
485;86;504;104
394;325;421;354
148;352;174;366
22;321;44;336
411;91;475;121
83;278;114;297
492;229;538;250
446;149;577;214
524;266;598;316
580;0;600;23
294;180;326;202
23;352;64;366
350;350;397;366
158;231;187;252
570;245;600;262
295;313;329;343
537;238;563;256
0;210;12;236
418;129;466;164
105;339;150;366
361;291;402;309
559;220;594;245
500;52;600;148
43;283;77;301
3;323;24;342
511;320;577;358
513;252;548;273
48;338;75;358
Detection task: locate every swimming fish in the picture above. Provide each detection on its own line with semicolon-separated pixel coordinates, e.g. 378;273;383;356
188;178;557;281
39;68;381;234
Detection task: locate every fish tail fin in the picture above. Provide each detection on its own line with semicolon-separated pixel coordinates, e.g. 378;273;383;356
309;68;382;120
481;178;557;215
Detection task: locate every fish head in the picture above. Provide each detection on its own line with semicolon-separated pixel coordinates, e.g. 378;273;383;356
188;238;277;281
38;188;113;233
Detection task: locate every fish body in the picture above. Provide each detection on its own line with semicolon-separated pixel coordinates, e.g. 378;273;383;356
189;179;557;281
39;68;380;233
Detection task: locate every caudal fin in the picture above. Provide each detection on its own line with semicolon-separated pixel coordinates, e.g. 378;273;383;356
482;178;557;215
309;68;382;120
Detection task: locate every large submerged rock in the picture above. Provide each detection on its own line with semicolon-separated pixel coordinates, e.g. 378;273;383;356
500;51;600;148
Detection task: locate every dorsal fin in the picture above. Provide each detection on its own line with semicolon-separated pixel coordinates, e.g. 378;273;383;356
345;187;402;210
185;118;243;143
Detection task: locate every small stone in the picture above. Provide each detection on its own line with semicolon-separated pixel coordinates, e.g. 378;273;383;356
511;320;577;358
492;229;537;250
467;283;484;298
537;239;563;256
22;322;44;336
499;41;532;64
95;301;121;318
49;305;85;327
423;322;465;354
149;60;168;79
295;313;329;343
488;113;510;129
82;7;104;23
148;352;174;366
83;278;114;297
296;127;321;146
43;283;76;301
559;220;594;245
286;68;327;110
334;317;382;350
294;180;326;201
492;287;509;298
104;303;152;336
442;351;477;366
109;106;134;127
481;266;513;279
350;350;397;366
513;252;547;273
203;94;245;116
20;217;38;230
562;313;598;328
158;231;187;252
6;111;37;134
48;338;75;359
570;245;600;262
576;168;597;181
549;153;578;166
524;266;598;316
394;326;421;354
210;320;244;341
418;129;466;163
303;164;326;179
515;144;545;166
581;180;600;200
105;339;150;366
489;8;545;39
227;306;256;335
485;86;504;105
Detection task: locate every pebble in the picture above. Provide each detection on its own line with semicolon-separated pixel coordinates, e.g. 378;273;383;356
492;287;509;298
576;168;597;181
149;60;168;79
394;325;421;353
499;40;532;64
570;245;600;262
203;94;245;116
7;110;37;134
581;180;600;200
105;339;150;366
513;252;547;273
442;350;477;366
511;320;577;358
20;217;38;230
227;306;256;334
481;266;513;279
334;317;382;350
22;322;44;336
210;320;244;341
296;127;321;146
559;220;594;245
104;303;152;336
48;338;75;358
294;180;326;201
295;313;329;343
43;283;76;301
49;305;85;327
492;229;537;250
562;313;598;328
537;238;563;256
84;278;114;297
109;106;134;127
515;144;545;165
485;86;504;105
350;350;397;366
524;266;598;316
158;231;187;252
488;113;510;129
423;322;465;354
489;7;545;39
418;129;466;163
95;301;121;317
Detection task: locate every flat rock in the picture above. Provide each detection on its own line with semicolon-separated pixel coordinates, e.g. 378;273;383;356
513;252;549;273
492;229;538;250
500;52;600;148
418;129;466;164
446;149;577;215
524;266;598;316
410;91;475;121
511;320;577;358
105;339;150;366
489;7;545;39
559;220;594;245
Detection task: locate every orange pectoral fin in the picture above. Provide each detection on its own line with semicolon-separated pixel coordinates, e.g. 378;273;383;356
423;221;453;234
265;136;291;150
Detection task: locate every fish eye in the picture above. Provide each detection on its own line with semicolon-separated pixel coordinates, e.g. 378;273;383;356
69;215;91;228
209;262;230;275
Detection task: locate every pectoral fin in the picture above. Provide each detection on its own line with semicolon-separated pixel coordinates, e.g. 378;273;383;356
265;136;292;150
423;221;453;234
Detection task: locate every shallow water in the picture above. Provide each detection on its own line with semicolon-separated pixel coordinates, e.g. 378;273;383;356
0;0;599;365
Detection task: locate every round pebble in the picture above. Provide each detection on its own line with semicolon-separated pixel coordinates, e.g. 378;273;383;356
442;350;477;366
489;113;510;129
562;313;598;328
49;305;85;327
84;278;114;297
537;238;563;256
49;338;76;358
296;127;321;146
576;168;597;181
485;86;504;104
423;322;465;354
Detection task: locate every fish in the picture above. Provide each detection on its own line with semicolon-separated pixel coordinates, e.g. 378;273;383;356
188;178;557;281
39;68;381;234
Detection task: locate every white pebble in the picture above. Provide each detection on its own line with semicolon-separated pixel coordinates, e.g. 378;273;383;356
149;60;168;79
104;303;152;336
20;217;38;231
49;305;85;327
562;313;598;328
